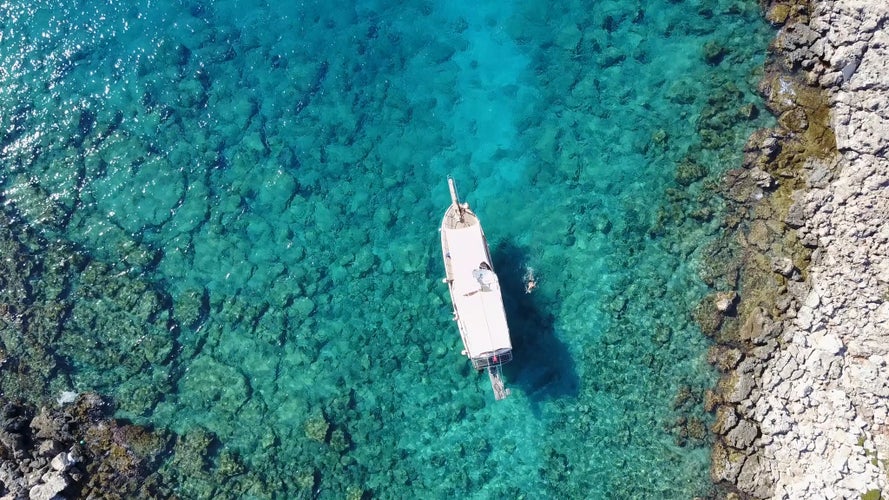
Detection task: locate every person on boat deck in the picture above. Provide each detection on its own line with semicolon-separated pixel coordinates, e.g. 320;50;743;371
472;262;497;291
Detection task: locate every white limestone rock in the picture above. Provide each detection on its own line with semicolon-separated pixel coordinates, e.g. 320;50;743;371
812;332;844;355
771;257;795;276
50;452;72;472
28;471;68;500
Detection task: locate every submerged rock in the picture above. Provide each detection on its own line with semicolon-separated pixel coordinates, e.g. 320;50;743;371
304;411;330;443
708;346;744;372
675;159;709;186
702;40;727;65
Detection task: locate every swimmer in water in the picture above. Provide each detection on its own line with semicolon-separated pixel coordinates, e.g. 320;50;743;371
524;267;537;294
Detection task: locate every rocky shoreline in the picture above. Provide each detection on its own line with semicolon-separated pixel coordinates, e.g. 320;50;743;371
0;393;171;499
706;0;889;498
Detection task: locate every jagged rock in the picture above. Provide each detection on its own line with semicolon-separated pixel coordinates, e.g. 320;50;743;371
749;167;775;188
68;393;107;424
2;403;30;434
736;453;773;498
778;107;809;132
776;293;795;312
739;307;776;344
28;470;68;500
36;440;63;458
711;441;746;484
812;332;844;355
760;136;780;155
750;339;778;362
703;389;720;413
806;159;834;188
715;291;739;314
30;409;63;441
725;419;759;449
720;370;755;404
785;192;807;228
712;405;739;435
765;4;791;25
694;296;725;337
50;452;72;472
0;431;26;457
0;395;172;499
771;257;795;276
761;408;793;435
708;346;744;372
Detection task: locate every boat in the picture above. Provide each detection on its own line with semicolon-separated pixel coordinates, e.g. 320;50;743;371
440;177;513;400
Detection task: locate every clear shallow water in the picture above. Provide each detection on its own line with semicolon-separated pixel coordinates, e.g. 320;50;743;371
0;0;772;497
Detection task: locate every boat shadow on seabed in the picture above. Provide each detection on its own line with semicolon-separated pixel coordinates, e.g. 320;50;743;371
492;240;579;415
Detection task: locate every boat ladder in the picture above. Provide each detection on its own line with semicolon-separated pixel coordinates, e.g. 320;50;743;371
487;365;510;401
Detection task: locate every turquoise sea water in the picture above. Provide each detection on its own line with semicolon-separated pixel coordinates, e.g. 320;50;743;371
0;0;773;497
